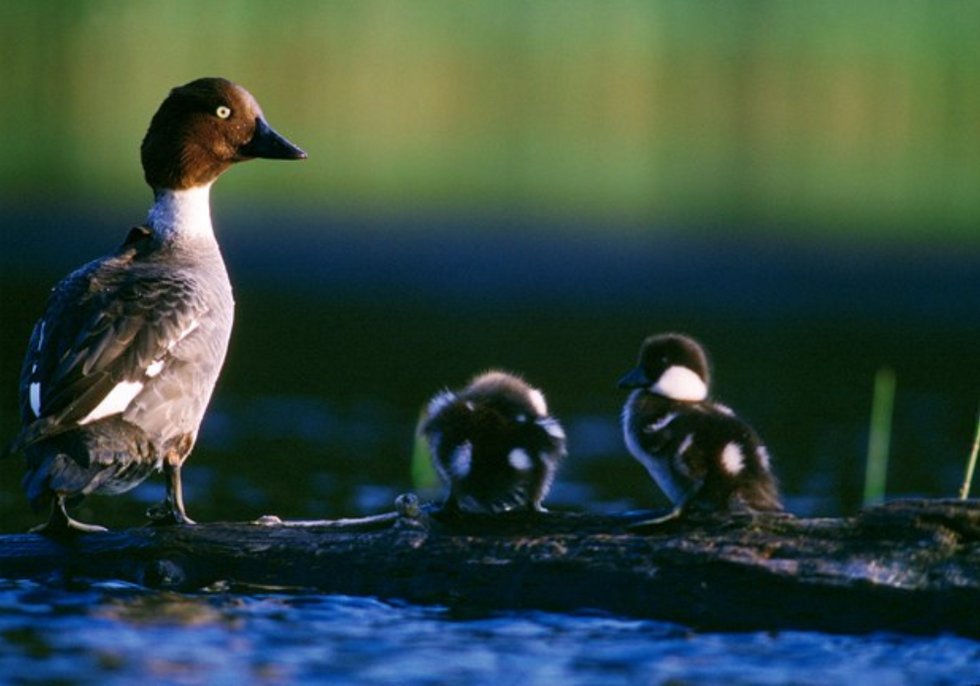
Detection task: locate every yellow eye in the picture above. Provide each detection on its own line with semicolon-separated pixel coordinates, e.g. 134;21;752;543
216;105;232;119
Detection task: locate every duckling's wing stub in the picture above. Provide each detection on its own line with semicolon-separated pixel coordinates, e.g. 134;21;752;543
14;253;208;445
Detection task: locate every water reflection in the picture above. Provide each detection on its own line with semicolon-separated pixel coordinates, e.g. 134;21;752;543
1;579;978;685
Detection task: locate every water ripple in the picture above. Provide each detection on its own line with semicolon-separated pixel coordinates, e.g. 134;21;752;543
0;579;977;685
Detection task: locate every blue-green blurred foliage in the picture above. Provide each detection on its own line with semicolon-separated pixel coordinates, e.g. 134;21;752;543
2;1;979;241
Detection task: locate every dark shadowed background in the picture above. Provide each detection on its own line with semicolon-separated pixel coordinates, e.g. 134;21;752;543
3;1;980;532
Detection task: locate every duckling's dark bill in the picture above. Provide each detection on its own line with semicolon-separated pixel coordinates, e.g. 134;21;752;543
618;366;651;389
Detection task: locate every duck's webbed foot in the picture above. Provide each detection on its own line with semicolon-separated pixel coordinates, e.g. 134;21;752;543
31;496;108;537
146;501;196;526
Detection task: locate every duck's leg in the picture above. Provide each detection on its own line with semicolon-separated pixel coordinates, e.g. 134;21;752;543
168;460;194;524
147;439;196;526
147;459;195;525
30;495;107;536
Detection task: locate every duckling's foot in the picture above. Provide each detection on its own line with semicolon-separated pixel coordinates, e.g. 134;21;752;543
394;493;429;531
395;493;421;519
31;497;107;537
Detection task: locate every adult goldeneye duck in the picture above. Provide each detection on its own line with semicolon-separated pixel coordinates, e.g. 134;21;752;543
619;333;782;525
420;371;567;514
5;77;306;535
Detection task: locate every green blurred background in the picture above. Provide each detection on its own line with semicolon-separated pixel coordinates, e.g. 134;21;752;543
3;0;979;238
2;1;980;530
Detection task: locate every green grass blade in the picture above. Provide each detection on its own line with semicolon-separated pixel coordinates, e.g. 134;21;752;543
863;367;896;508
958;402;980;500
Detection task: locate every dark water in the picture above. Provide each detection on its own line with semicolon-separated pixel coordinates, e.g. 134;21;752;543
1;579;977;686
5;209;980;528
3;208;980;681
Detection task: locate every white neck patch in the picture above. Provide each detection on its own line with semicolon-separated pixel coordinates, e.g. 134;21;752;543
651;365;708;402
146;185;214;242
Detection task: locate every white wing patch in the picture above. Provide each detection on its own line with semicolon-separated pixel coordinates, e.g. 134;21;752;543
25;308;201;424
450;441;473;480
28;321;47;417
721;442;746;475
78;380;144;425
507;448;534;471
75;316;200;424
757;445;772;471
29;382;42;418
168;318;201;352
645;412;678;433
651;366;708;402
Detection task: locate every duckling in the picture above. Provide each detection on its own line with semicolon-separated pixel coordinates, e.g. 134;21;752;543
420;371;567;514
619;333;782;525
5;77;306;535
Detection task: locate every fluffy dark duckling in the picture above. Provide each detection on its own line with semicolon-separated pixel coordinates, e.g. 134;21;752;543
420;371;567;514
619;333;782;525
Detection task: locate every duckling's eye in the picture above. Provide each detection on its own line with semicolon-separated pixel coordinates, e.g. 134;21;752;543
215;105;232;119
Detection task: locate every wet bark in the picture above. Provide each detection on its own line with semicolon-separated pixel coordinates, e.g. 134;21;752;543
1;498;978;638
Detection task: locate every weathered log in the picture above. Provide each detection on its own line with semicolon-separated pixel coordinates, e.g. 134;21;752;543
1;498;978;638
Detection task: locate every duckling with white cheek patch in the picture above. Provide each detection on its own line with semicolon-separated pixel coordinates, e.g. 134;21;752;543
420;371;567;514
619;333;782;525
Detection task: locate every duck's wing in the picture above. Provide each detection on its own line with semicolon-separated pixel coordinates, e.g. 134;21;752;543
12;242;207;448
